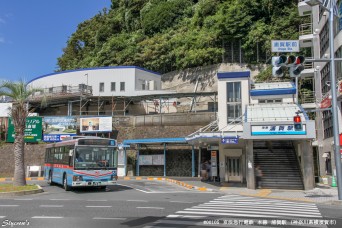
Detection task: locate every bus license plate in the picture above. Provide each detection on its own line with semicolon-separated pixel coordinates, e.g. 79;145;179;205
93;182;101;186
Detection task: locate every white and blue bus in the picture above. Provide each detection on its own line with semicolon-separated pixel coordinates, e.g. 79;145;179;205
44;137;118;191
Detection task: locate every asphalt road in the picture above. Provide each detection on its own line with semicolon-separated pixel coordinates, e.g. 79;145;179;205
0;180;341;228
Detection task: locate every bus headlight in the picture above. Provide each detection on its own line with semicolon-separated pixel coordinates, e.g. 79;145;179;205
73;176;83;181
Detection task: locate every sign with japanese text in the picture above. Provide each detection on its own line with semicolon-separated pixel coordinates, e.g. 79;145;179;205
251;125;306;135
320;96;332;109
7;117;42;143
43;116;77;142
271;40;299;52
221;137;239;144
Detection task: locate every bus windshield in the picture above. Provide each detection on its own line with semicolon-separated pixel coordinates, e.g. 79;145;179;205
74;146;117;169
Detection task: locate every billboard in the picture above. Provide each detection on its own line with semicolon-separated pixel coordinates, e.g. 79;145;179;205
43;116;77;142
80;117;112;133
7;117;42;143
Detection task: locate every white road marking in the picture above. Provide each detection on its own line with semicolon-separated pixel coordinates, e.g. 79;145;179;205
0;205;18;207
0;216;6;218
86;206;112;208
39;205;64;208
127;200;148;202
93;217;127;220
136;207;164;210
14;198;33;201
166;215;180;218
32;216;63;219
117;184;150;193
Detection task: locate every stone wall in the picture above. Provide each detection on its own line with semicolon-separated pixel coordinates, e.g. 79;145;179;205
0;143;46;177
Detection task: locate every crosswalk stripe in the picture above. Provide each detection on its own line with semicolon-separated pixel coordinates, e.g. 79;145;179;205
204;202;318;209
146;195;323;227
182;208;321;218
196;204;320;212
190;207;321;216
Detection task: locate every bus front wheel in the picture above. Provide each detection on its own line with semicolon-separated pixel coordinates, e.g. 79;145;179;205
63;175;71;191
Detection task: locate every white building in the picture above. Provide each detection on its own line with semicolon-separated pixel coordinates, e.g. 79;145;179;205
27;66;177;116
187;71;316;190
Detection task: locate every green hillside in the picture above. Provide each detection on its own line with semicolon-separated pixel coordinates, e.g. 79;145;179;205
57;0;303;74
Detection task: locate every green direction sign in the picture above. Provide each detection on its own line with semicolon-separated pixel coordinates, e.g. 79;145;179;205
7;117;43;143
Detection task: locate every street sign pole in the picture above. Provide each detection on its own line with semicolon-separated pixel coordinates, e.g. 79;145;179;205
328;0;342;200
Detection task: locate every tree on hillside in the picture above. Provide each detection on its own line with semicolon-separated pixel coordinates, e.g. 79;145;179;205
0;80;42;186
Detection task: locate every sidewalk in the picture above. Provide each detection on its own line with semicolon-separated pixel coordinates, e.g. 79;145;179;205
168;177;342;205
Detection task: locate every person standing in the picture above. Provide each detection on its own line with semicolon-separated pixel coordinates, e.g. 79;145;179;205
255;165;263;188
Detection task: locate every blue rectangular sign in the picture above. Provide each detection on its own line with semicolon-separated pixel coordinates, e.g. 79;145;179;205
221;138;239;144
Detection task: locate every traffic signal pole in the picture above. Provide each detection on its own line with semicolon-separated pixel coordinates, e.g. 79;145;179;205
328;1;342;200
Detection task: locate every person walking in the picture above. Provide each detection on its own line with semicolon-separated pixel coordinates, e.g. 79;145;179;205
255;165;263;189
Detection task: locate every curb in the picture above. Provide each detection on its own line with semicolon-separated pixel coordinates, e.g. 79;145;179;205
119;177;216;192
165;178;216;192
0;185;44;198
0;177;44;182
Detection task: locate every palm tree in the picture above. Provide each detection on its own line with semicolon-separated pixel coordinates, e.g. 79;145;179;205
0;80;42;186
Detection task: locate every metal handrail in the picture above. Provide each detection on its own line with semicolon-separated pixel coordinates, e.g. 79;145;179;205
187;119;219;138
300;90;315;104
219;115;243;132
299;23;313;36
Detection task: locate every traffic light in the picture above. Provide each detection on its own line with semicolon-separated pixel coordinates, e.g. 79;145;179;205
272;56;287;77
289;56;305;78
293;114;302;131
272;55;305;77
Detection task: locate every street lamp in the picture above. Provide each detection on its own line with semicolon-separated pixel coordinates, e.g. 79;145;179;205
306;0;342;200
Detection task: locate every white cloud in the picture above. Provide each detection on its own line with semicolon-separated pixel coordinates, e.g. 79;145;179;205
0;37;5;43
0;17;5;24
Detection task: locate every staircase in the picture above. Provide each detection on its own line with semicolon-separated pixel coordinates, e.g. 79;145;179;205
253;141;304;190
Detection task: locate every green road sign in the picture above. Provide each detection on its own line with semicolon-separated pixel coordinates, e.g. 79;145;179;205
7;117;43;143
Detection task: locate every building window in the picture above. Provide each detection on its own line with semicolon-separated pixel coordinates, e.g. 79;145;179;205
324;152;332;175
321;63;330;95
120;82;125;91
99;83;104;92
258;99;282;104
320;22;329;58
226;82;242;123
322;109;333;139
111;82;116;92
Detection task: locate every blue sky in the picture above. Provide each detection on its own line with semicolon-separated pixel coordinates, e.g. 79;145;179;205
0;0;111;82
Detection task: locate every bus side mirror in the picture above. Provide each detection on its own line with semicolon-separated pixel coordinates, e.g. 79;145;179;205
69;149;74;156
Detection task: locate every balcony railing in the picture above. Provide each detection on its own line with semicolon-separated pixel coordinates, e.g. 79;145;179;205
299;23;313;36
300;90;315;104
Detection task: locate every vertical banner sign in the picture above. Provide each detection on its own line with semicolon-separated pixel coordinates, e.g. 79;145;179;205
7;117;42;142
211;151;217;177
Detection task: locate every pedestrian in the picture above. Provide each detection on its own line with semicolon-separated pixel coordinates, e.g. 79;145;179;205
255;165;263;188
201;161;208;181
207;160;212;182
